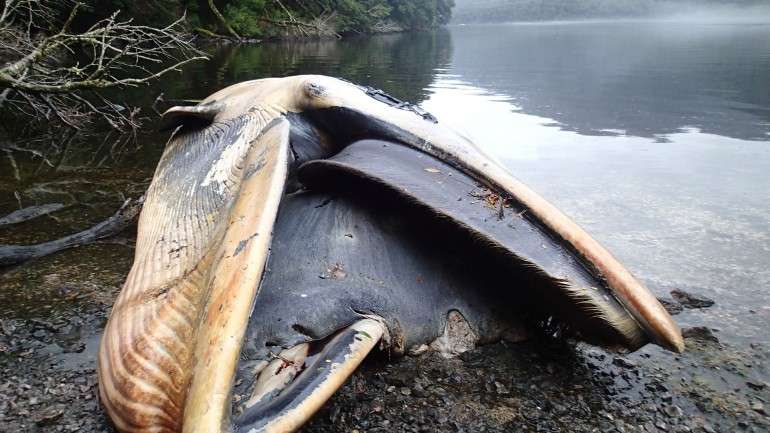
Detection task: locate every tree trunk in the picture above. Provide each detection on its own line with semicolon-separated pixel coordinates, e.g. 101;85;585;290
207;0;241;39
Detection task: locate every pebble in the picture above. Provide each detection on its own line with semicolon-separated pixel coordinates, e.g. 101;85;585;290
34;407;63;426
494;380;509;395
663;405;683;417
682;327;720;344
2;271;767;433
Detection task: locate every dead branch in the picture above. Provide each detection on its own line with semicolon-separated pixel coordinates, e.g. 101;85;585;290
3;148;20;180
259;10;340;38
275;0;339;38
0;195;144;266
0;1;207;131
0;202;65;226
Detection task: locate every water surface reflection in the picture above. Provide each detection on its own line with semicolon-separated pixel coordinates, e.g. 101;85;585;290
448;21;770;140
422;76;770;344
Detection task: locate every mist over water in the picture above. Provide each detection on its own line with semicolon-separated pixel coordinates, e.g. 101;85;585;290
651;3;770;23
452;0;770;24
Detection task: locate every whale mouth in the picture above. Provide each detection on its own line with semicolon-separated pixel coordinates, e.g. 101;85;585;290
228;137;651;432
97;75;682;433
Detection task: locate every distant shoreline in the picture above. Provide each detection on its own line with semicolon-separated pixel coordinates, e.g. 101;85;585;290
450;15;770;26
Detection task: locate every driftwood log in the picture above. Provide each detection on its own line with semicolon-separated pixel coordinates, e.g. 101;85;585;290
0;196;143;266
0;203;65;226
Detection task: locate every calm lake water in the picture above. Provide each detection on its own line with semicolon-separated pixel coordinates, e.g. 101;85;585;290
3;21;769;354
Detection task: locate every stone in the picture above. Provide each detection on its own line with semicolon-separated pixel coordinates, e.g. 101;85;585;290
671;290;714;309
682;327;720;344
34;407;63;426
663;405;683;418
658;297;684;315
613;357;638;369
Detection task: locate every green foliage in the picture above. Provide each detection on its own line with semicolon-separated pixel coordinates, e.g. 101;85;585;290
324;0;457;31
334;0;393;33
390;0;455;29
81;0;457;38
224;0;268;36
183;0;203;28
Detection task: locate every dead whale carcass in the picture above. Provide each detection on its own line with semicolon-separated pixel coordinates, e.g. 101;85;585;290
97;75;683;433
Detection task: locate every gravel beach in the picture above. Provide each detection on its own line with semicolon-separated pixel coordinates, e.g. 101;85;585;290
1;243;767;433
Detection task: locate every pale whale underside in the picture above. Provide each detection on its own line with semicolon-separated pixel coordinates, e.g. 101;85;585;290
96;75;683;433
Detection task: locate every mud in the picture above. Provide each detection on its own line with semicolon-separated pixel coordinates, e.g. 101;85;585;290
1;244;768;433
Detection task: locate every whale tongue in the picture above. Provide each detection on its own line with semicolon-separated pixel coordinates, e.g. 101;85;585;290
299;139;651;350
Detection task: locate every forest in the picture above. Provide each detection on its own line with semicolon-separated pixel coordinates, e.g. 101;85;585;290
100;0;455;38
452;0;769;23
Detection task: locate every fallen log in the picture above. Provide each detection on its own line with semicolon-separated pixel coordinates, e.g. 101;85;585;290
0;203;66;227
0;196;143;267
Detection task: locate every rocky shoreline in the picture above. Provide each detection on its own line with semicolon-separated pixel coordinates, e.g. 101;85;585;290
0;244;768;433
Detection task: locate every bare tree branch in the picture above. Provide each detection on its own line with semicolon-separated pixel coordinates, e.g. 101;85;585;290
0;1;207;131
261;1;340;38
